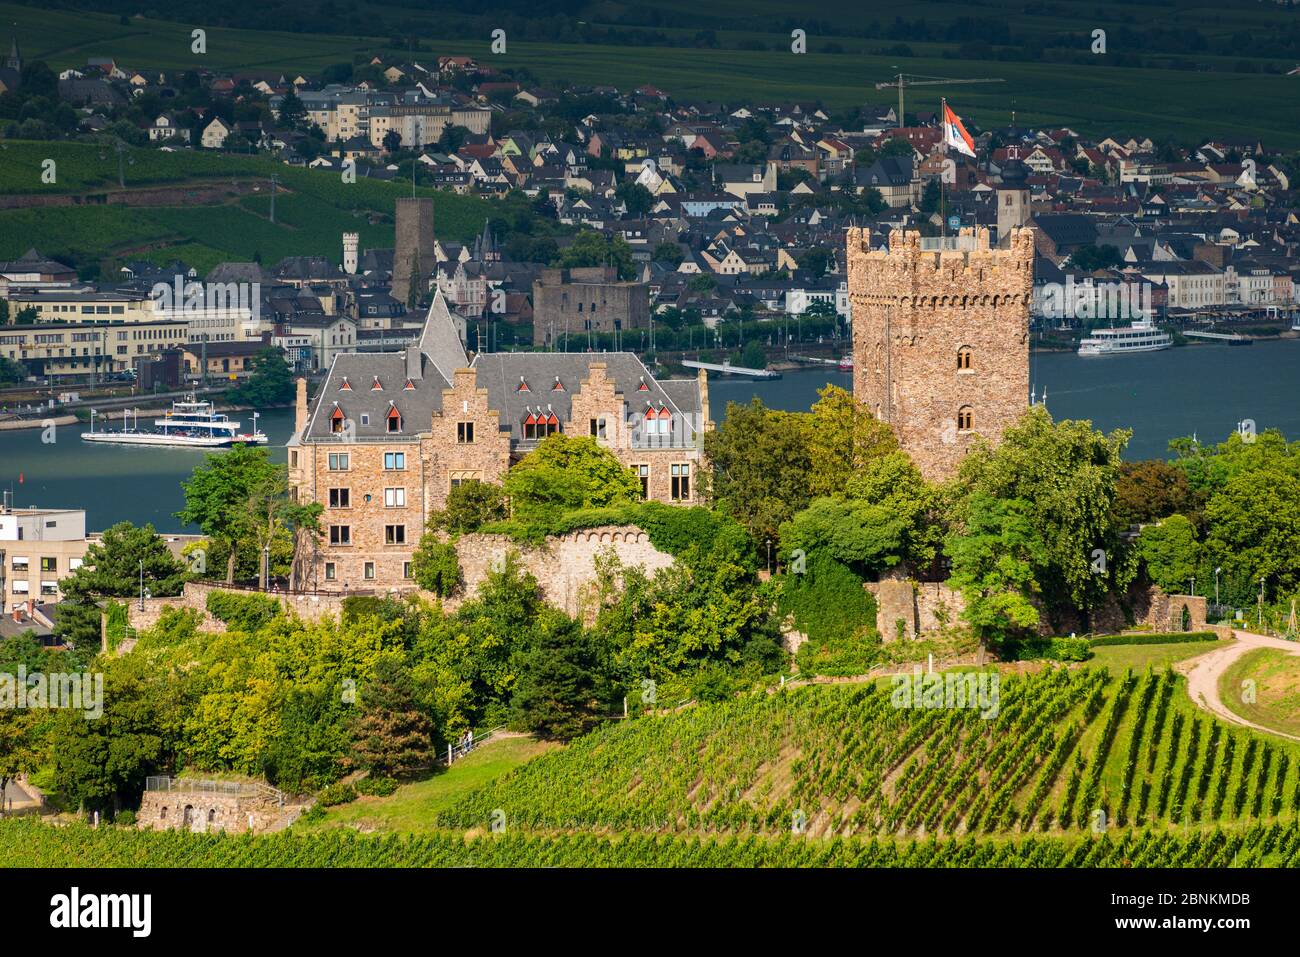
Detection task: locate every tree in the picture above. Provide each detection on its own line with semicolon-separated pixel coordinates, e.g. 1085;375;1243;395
0;356;27;386
428;480;508;534
228;348;293;407
1068;244;1124;271
504;435;642;523
1137;515;1201;594
738;339;766;370
953;406;1135;627
616;180;655;218
382;129;402;153
652;242;684;267
703;399;813;545
1114;459;1202;527
61;522;187;603
0;707;36;815
511;612;601;741
177;446;319;584
555;230;636;280
50;655;176;813
1202;468;1300;603
410;536;461;597
806;385;897;498
277;90;306;128
797;247;833;278
945;494;1042;649
349;656;436;777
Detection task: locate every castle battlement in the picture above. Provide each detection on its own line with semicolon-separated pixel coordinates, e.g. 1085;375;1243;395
847;226;1033;482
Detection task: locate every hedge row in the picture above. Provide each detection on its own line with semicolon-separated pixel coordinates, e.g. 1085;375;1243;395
1089;632;1218;647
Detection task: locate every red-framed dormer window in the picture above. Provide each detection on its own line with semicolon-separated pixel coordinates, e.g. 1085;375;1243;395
372;376;383;391
516;377;530;393
552;376;565;391
403;378;415;391
330;406;346;434
386;405;402;433
339;376;352;391
637;377;650;392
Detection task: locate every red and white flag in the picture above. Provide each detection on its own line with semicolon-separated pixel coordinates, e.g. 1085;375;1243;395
942;99;976;158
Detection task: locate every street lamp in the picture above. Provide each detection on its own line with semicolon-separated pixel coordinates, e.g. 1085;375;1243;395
1259;576;1266;629
1214;567;1221;605
1189;576;1195;597
262;544;270;592
138;559;144;611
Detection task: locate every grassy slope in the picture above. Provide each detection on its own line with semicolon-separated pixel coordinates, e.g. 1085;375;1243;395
1090;638;1233;672
302;736;558;834
1219;647;1300;739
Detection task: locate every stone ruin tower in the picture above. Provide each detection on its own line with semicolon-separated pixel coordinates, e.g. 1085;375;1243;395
392;197;435;305
846;226;1034;482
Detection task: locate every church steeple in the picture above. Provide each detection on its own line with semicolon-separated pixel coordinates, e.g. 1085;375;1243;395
5;36;20;73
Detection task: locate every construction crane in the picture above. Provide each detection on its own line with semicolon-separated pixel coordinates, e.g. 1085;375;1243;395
874;73;1005;127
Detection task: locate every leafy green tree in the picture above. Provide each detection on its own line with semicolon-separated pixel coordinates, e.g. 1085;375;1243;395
807;384;897;499
228;348;294;407
0;708;37;815
428;480;508;534
652;242;684;267
1068;244;1124;271
410;536;461;597
1137;515;1201;594
704;399;813;545
349;656;437;776
1202;468;1300;603
555;230;636;280
260;682;350;792
61;522;187;603
797;247;833;278
511;612;602;741
945;494;1042;649
504;434;642;523
738;339;766;370
50;655;178;813
616;180;655;217
954;407;1135;628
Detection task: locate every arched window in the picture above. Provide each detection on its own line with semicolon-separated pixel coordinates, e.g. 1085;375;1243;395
957;406;973;431
957;346;972;370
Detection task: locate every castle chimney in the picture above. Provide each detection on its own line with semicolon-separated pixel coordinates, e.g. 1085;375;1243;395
405;345;422;382
294;377;308;435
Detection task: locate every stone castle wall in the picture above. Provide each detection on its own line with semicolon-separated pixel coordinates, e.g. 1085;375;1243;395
117;525;673;635
137;790;306;834
846;226;1034;482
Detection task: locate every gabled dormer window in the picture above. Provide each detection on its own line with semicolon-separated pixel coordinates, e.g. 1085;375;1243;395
330;405;346;434
637;376;650;392
552;376;565;392
516;376;530;392
339;376;352;391
386;404;402;433
403;378;415;391
372;376;383;391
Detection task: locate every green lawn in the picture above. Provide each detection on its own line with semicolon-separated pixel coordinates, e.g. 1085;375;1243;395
1088;639;1232;672
1219;647;1300;739
300;736;557;835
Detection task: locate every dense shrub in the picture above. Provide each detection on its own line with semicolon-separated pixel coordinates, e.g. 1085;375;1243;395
317;782;357;807
780;554;878;646
410;537;461;597
355;776;399;797
1010;637;1094;661
1090;632;1217;647
205;590;282;631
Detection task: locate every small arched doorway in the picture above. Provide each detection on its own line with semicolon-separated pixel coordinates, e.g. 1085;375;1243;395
1180;604;1191;632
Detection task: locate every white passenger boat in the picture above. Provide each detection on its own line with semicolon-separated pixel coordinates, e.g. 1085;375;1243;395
82;396;268;447
1078;322;1172;356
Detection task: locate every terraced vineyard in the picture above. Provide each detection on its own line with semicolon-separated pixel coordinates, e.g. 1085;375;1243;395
4;818;1300;868
437;668;1300;838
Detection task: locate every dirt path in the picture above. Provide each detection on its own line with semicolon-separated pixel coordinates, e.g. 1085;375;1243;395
1179;630;1300;742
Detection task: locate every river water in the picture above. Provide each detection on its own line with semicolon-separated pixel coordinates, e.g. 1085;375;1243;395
1;340;1296;533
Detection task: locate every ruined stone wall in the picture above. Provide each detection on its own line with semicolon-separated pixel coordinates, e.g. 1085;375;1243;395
137;790;306;834
847;226;1033;482
455;525;673;619
866;578;967;641
1145;590;1208;633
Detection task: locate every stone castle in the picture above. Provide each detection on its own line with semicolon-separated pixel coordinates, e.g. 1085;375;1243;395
846;226;1034;482
287;290;709;591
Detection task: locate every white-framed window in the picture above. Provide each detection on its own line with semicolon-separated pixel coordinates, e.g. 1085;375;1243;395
328;452;350;470
324;562;336;581
384;487;406;508
363;561;376;580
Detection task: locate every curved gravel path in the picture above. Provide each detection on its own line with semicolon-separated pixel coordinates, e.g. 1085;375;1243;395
1179;630;1300;742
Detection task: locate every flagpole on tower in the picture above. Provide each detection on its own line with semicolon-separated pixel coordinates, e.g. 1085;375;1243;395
940;98;947;239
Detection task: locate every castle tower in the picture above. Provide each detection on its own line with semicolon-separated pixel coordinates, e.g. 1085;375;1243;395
392;197;434;306
847;226;1034;482
341;232;359;275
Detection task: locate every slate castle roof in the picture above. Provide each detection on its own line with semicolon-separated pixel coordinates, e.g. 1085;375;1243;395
302;289;704;448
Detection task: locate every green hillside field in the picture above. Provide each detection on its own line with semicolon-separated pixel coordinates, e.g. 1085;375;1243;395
4;2;1299;145
0;141;515;272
